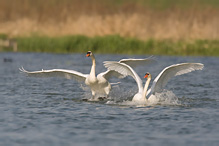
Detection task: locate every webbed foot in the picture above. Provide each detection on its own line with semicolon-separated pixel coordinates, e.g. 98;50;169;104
98;97;107;101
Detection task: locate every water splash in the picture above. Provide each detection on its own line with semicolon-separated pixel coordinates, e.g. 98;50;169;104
149;90;181;106
79;83;180;106
79;84;112;100
106;89;181;107
108;85;137;101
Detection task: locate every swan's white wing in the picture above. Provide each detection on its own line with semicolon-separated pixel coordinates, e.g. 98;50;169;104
119;56;156;68
149;63;204;95
104;61;143;93
19;67;88;82
100;70;125;80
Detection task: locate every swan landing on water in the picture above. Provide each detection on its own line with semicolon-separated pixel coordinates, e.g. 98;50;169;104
104;61;204;104
19;51;156;100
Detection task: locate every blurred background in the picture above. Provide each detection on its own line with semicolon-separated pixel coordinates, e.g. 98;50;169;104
0;0;218;55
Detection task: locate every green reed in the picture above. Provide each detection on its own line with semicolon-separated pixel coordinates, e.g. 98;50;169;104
6;35;217;56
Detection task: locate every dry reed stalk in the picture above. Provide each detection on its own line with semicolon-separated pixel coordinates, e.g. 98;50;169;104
0;0;218;40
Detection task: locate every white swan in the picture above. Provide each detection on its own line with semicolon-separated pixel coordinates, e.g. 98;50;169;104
104;62;204;103
20;51;155;100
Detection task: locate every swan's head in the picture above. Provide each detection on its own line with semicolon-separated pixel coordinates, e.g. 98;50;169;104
144;72;151;79
86;51;93;57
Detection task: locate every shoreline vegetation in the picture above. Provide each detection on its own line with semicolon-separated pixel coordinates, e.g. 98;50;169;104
0;0;218;56
1;35;219;56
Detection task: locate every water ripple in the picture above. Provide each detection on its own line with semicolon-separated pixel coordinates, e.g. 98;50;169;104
0;53;218;146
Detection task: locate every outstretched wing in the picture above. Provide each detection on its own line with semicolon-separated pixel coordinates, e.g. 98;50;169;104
148;63;204;95
104;61;143;93
100;70;125;80
19;67;88;82
119;56;156;68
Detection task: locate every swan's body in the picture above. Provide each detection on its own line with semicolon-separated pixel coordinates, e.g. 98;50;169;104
20;51;155;100
104;62;204;103
132;72;151;102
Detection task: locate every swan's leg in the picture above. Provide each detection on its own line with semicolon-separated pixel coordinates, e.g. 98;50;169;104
104;87;110;99
82;90;96;101
91;90;96;99
97;88;109;101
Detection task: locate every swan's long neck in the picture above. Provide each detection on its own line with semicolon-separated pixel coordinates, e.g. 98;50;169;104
142;76;151;100
90;55;96;77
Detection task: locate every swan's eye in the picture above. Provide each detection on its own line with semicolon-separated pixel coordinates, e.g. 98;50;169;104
144;73;149;78
86;52;91;57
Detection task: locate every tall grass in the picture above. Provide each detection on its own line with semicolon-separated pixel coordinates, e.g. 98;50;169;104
0;0;218;40
12;35;219;56
1;0;218;56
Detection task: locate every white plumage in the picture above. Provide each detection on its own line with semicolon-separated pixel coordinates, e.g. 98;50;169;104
104;61;204;103
20;51;155;100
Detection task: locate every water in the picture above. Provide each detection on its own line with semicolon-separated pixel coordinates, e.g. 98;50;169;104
0;52;218;146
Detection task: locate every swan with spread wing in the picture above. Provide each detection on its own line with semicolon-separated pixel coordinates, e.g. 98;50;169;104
104;61;204;103
20;51;155;100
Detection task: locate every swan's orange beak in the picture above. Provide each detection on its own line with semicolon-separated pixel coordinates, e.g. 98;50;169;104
144;74;148;78
86;54;90;57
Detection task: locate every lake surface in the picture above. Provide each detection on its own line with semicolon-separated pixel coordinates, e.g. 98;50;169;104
0;52;218;146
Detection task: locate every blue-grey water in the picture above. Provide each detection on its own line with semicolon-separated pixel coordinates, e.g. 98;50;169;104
0;52;218;146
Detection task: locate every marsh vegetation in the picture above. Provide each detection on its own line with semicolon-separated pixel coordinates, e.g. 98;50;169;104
0;0;218;55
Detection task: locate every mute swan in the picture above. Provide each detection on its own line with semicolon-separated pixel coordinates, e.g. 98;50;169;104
19;51;155;100
104;62;204;103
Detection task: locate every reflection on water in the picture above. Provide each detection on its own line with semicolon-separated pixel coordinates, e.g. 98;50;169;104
0;52;219;146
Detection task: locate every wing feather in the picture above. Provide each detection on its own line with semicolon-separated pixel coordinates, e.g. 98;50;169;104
104;61;143;93
149;63;204;95
101;70;125;80
19;67;88;82
119;56;156;68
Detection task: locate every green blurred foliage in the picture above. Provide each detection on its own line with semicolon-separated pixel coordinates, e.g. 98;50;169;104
12;35;219;56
